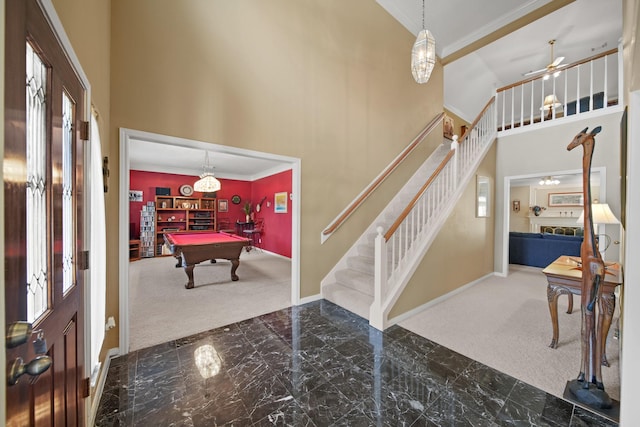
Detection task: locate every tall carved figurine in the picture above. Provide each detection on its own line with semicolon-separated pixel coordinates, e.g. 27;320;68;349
566;126;612;409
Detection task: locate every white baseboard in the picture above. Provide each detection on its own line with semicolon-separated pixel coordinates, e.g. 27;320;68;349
388;272;496;326
255;248;291;261
298;293;322;305
88;347;121;426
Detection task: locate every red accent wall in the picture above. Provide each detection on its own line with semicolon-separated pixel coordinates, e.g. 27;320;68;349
250;170;293;258
129;170;292;258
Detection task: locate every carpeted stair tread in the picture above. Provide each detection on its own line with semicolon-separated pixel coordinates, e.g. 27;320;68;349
334;268;374;296
322;283;373;320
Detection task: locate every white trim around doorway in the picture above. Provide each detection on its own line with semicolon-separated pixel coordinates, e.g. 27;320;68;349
118;128;301;354
500;166;607;275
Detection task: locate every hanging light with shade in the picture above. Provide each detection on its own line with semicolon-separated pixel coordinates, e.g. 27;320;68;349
411;0;436;84
193;151;221;193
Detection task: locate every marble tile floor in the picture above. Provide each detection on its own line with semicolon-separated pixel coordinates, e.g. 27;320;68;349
95;300;618;426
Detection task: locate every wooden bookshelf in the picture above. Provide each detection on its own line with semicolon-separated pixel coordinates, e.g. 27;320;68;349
154;196;216;256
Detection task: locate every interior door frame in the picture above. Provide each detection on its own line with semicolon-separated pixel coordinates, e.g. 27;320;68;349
16;0;94;421
118;128;302;353
499;166;607;276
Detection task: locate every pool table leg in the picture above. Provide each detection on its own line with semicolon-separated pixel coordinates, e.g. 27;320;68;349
184;264;195;289
230;259;240;281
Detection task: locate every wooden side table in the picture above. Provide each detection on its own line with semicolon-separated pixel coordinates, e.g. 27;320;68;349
542;255;623;366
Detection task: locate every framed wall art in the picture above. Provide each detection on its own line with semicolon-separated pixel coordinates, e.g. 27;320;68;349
548;192;584;207
274;192;288;213
218;199;228;212
129;190;143;202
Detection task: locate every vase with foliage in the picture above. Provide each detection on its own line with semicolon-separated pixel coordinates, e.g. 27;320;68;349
243;202;252;222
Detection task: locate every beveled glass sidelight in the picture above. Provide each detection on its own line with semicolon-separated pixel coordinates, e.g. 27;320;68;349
62;92;75;293
25;41;49;323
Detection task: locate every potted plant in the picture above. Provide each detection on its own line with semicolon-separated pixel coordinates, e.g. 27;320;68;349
243;202;252;222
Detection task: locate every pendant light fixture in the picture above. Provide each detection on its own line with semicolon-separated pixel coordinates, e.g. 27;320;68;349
193;151;221;193
411;0;436;84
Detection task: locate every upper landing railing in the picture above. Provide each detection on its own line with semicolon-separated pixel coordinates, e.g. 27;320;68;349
496;47;622;133
321;112;444;244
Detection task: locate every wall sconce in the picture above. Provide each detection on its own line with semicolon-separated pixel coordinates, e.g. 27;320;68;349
512;200;520;212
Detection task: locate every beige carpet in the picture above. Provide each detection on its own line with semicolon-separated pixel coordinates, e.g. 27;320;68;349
399;264;621;401
128;249;291;351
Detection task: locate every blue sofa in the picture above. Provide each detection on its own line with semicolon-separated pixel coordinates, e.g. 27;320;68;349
509;232;582;268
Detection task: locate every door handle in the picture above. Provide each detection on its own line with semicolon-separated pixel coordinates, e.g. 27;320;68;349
6;321;33;349
7;355;52;386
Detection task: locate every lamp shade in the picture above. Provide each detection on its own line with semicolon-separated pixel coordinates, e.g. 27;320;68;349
542;95;562;110
194;150;221;193
194;173;221;193
576;203;620;225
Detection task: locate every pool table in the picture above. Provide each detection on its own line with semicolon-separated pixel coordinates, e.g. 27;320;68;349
163;231;251;289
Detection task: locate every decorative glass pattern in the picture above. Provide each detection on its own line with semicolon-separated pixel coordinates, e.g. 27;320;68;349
26;42;49;322
62;92;75;292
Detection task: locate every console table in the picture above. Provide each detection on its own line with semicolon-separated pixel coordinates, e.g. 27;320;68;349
542;255;622;366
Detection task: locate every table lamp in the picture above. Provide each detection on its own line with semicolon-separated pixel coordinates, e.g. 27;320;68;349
542;95;562;119
576;203;620;254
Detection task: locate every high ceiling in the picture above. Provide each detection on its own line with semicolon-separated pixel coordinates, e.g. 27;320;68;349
129;0;622;180
378;0;622;121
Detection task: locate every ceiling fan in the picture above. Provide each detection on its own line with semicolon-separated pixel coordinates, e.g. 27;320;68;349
523;39;568;78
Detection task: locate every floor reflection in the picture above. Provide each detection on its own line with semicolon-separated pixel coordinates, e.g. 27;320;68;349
95;300;617;426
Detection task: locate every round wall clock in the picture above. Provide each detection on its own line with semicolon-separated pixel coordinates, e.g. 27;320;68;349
231;195;241;204
179;184;194;197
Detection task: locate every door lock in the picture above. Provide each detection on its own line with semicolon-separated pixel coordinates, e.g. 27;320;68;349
6;321;33;349
8;355;52;385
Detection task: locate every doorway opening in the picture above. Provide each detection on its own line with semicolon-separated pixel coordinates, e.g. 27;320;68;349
501;167;606;274
118;128;301;353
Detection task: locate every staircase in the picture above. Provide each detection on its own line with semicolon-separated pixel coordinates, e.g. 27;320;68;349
321;99;497;329
321;142;453;319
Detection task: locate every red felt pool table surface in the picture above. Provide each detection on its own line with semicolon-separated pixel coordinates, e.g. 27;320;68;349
165;231;248;246
163;231;251;288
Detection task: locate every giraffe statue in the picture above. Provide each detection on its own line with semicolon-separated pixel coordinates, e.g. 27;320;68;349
566;126;612;409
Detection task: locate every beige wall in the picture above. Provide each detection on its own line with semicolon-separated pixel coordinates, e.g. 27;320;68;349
48;0;496;374
390;143;497;318
509;186;530;232
109;0;446;301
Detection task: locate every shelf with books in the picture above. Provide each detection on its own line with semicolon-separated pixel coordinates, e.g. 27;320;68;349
153;196;217;256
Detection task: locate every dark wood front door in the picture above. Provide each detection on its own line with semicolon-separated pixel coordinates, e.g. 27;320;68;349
5;0;87;425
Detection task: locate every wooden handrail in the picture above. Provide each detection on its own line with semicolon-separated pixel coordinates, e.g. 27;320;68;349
384;97;496;241
384;149;455;241
496;48;618;93
322;112;445;237
459;97;496;142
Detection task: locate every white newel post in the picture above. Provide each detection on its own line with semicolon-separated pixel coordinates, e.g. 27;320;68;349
370;226;386;330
